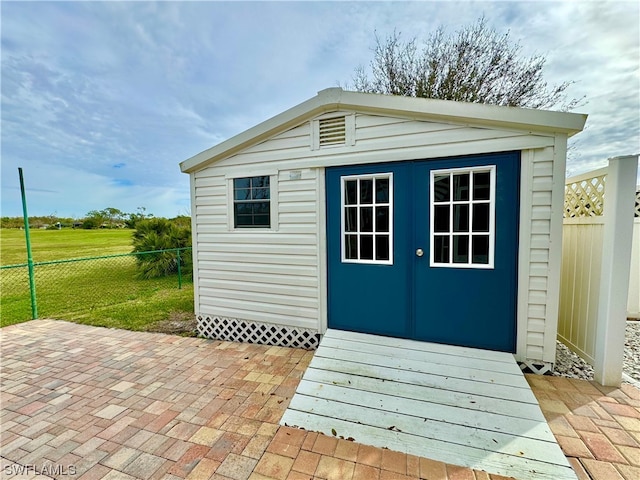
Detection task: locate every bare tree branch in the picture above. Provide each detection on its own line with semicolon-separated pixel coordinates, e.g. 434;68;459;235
350;17;584;111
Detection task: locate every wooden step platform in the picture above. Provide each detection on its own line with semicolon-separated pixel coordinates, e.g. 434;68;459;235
281;329;576;480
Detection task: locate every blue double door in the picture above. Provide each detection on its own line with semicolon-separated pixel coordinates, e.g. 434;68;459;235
326;152;520;352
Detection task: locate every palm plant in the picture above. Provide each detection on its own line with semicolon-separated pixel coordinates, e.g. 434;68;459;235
132;218;192;279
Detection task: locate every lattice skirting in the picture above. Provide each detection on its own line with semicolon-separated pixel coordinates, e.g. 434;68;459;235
519;360;554;375
197;315;320;350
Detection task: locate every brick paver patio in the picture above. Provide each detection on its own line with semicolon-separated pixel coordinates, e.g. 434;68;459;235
526;375;639;480
1;320;638;479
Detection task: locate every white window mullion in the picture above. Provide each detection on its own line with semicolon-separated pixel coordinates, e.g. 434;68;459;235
429;172;435;266
489;167;497;266
430;165;495;269
468;172;475;264
340;179;346;261
388;176;394;264
449;173;454;264
372;179;377;262
341;173;393;265
355;180;359;261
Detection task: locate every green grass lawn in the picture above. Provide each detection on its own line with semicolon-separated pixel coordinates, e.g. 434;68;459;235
1;228;194;331
1;228;133;265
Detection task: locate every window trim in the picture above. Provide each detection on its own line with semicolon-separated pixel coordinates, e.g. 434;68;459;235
429;165;496;269
228;174;278;231
340;172;394;265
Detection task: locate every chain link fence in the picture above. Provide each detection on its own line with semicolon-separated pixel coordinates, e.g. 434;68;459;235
1;248;192;325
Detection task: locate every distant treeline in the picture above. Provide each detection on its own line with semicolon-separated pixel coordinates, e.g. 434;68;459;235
1;207;189;230
1;216;76;229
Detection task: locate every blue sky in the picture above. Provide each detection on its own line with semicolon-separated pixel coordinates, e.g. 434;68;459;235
2;1;638;219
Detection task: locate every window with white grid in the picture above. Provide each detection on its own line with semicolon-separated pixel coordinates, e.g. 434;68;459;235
341;173;393;264
430;166;495;268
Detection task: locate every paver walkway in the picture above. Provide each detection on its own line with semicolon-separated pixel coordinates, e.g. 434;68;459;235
1;320;639;480
526;375;639;480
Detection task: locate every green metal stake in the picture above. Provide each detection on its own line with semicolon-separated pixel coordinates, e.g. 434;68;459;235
19;168;38;319
176;248;182;289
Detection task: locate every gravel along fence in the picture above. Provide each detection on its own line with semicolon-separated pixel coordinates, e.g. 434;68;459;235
554;321;640;383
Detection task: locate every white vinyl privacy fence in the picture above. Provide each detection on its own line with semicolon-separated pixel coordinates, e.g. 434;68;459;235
559;168;605;364
629;202;640;319
558;155;639;385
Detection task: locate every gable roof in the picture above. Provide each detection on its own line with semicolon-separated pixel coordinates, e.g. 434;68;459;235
180;88;587;173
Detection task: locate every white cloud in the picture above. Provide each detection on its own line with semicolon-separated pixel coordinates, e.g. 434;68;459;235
1;159;190;220
1;1;638;218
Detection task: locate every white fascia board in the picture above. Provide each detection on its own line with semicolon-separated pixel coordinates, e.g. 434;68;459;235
180;87;587;173
335;90;587;137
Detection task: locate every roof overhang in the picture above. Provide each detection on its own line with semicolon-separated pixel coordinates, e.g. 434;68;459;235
180;88;587;173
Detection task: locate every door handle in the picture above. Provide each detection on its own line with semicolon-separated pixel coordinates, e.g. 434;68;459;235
416;248;424;257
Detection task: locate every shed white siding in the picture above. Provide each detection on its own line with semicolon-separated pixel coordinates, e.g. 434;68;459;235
191;111;565;364
192;167;321;331
517;145;567;365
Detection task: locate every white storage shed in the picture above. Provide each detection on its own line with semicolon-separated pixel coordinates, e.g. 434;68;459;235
180;88;586;372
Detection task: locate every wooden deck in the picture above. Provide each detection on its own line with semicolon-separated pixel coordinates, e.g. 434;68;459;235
281;329;577;480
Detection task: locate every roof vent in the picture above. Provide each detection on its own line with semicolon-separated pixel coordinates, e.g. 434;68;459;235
318;116;346;147
311;113;355;150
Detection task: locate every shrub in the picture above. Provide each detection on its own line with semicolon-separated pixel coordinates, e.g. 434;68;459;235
82;217;100;229
132;218;192;279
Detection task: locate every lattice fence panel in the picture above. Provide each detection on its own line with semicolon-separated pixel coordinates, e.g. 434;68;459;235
197;315;320;350
519;360;553;376
564;174;606;218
